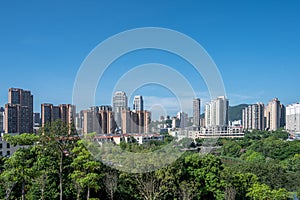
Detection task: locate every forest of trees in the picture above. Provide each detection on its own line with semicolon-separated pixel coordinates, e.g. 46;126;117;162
0;121;299;200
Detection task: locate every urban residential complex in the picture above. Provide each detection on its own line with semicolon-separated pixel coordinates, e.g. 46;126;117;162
242;103;265;130
242;98;286;131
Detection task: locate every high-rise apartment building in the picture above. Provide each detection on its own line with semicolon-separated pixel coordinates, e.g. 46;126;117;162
75;111;84;134
286;103;300;132
113;91;128;128
98;106;115;134
82;110;98;134
177;111;189;128
193;98;201;127
113;91;128;110
81;106;116;134
41;103;76;127
5;88;33;134
133;95;144;111
121;110;151;134
205;96;229;127
242;103;265;130
265;98;285;131
280;104;286;128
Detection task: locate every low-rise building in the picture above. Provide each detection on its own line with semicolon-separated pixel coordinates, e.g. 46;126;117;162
0;133;21;157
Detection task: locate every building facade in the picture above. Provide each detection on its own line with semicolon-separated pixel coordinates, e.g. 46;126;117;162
82;106;116;134
0;107;4;133
121;110;151;134
265;98;285;131
0;133;20;157
113;91;128;128
5;88;33;134
286;103;300;132
193;98;201;127
133;95;144;111
177;111;189;128
242;103;265;130
205;96;229;128
41;103;76;127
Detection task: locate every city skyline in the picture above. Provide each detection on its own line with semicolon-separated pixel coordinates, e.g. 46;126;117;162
1;87;300;121
1;1;300;116
1;87;300;136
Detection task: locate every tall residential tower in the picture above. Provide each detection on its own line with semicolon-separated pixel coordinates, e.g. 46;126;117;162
41;103;76;127
5;88;33;134
242;103;265;130
265;98;285;131
133;95;144;111
193;98;201;127
113;91;128;128
205;96;229;127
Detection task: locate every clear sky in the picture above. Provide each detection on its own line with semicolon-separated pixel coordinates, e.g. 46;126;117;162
0;0;300;118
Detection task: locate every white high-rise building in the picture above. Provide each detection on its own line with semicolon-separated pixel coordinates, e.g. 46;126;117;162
113;91;128;128
113;91;128;110
286;103;300;132
242;103;265;130
205;96;229;127
133;95;144;111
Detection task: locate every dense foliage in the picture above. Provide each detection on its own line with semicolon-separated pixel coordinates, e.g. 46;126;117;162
0;123;298;200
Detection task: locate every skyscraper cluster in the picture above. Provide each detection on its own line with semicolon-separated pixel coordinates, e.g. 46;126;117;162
77;92;151;134
3;88;76;134
2;87;299;136
242;98;285;131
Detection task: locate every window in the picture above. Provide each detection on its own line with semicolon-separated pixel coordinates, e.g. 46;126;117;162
7;143;10;149
7;151;10;156
0;143;2;149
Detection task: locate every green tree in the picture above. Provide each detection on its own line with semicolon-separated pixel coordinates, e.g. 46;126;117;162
39;120;78;200
222;167;258;200
246;183;290;200
240;150;265;163
70;140;102;200
2;133;39;200
221;140;242;157
184;154;225;199
104;170;118;200
2;145;35;200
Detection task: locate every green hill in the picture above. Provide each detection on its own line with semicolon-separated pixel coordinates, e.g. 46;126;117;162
229;104;249;121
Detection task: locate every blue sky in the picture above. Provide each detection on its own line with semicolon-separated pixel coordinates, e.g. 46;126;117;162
0;0;300;118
